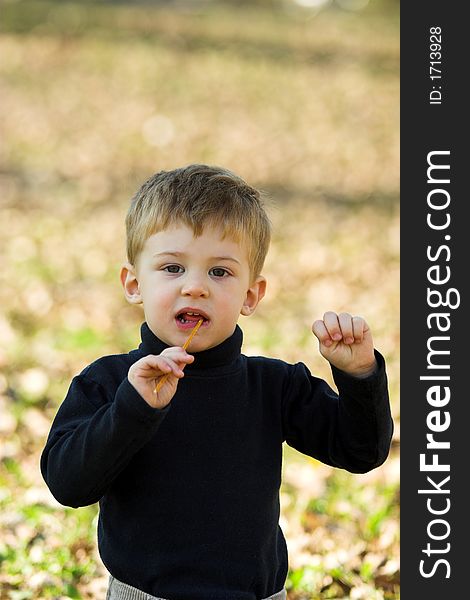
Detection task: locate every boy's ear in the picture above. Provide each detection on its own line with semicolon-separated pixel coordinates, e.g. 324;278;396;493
120;263;143;304
241;276;267;316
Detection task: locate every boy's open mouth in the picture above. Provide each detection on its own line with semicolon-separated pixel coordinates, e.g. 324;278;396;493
175;309;210;326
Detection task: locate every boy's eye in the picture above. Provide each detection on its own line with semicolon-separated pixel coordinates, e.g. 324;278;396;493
164;265;184;274
209;267;229;278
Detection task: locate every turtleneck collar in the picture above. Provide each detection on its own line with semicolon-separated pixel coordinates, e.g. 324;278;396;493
139;322;243;371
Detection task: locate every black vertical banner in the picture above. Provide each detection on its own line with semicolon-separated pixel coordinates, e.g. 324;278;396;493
401;2;467;598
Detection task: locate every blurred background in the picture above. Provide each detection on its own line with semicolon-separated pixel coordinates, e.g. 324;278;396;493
0;0;399;598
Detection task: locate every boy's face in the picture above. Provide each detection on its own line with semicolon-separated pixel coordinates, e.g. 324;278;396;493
121;224;266;351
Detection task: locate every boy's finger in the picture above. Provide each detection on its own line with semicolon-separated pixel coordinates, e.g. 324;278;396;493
161;347;195;364
322;311;342;342
158;356;186;378
312;319;333;347
143;355;185;378
352;316;366;342
338;312;354;344
139;356;172;373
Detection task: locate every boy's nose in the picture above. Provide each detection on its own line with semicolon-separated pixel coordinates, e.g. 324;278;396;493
181;275;209;298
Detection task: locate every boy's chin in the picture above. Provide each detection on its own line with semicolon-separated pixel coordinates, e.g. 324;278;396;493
150;322;236;351
184;330;236;353
185;335;222;353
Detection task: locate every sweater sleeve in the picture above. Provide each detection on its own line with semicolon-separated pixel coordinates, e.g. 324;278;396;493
40;373;170;508
282;350;393;473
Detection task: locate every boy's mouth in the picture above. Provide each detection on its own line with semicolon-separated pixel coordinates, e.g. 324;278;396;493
175;309;210;327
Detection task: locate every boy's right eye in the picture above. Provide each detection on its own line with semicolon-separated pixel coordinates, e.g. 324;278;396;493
164;265;184;274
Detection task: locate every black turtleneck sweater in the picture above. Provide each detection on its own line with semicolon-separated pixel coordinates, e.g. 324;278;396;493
41;323;393;600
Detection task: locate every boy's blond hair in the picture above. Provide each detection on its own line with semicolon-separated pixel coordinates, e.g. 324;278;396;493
126;164;271;280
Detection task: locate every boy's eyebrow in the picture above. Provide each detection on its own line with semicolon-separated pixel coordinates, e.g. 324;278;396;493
153;251;184;258
212;256;241;265
153;251;241;265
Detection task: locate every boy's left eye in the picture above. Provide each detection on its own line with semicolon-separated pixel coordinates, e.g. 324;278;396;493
209;267;230;278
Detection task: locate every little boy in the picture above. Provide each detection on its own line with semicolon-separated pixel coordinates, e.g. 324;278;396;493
41;164;393;600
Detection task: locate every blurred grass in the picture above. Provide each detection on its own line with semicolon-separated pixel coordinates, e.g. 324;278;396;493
0;1;399;598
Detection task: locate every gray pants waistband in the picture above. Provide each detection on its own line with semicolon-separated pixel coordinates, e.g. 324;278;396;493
106;576;287;600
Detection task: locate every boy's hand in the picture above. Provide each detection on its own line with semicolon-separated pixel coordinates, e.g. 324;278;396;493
312;311;377;378
128;347;195;409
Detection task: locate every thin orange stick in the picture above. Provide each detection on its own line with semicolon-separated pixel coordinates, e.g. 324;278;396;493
153;318;204;394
